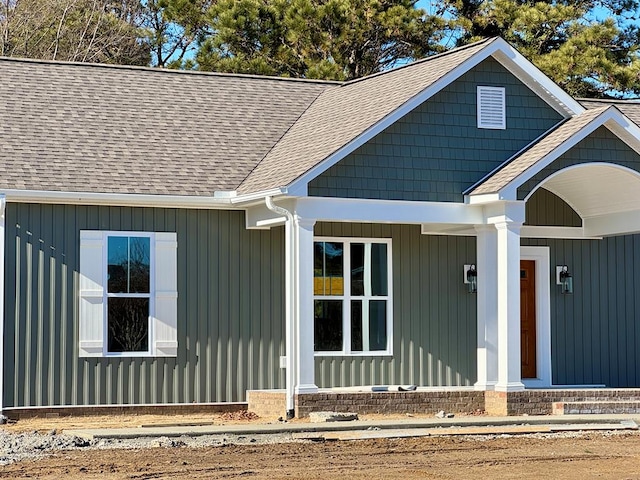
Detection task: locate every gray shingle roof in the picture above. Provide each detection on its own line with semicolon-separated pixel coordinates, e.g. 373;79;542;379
470;106;611;195
0;58;330;196
238;38;496;194
0;37;501;198
581;98;640;126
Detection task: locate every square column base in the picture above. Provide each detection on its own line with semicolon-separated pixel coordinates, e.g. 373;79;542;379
295;384;319;395
485;390;530;416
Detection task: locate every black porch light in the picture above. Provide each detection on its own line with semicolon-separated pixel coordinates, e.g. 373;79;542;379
465;264;477;294
557;265;573;294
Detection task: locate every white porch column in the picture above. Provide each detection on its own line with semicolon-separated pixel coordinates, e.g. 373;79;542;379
293;215;318;394
494;219;525;392
474;225;498;391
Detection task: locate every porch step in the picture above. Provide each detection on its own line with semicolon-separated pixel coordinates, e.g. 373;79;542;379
554;401;640;415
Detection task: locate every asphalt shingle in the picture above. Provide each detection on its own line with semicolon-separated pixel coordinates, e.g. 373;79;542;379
0;59;330;196
238;38;495;194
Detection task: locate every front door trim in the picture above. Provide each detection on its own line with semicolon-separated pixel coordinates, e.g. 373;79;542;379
520;246;552;388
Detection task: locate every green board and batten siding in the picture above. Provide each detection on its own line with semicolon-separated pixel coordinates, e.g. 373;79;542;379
314;223;477;389
3;206;478;408
4;204;286;408
523;235;640;388
309;58;563;202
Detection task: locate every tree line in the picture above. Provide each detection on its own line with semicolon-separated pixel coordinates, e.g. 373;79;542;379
1;0;639;97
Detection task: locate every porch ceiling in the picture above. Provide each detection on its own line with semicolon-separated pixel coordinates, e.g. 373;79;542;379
541;164;640;217
536;163;640;236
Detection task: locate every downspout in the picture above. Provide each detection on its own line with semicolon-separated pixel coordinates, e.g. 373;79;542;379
264;196;296;419
0;195;6;419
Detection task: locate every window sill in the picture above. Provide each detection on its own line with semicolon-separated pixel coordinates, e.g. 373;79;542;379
314;351;393;357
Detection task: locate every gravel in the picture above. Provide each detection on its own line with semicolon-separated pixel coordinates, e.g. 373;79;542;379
0;427;635;466
0;430;301;465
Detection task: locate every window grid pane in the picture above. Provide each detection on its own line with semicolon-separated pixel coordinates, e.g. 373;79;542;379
314;242;344;296
314;238;391;355
314;300;343;351
107;297;149;353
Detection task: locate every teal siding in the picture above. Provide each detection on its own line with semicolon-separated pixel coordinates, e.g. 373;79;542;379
523;236;640;387
4;204;285;408
309;58;563;202
314;223;477;387
518;127;640;199
525;188;581;227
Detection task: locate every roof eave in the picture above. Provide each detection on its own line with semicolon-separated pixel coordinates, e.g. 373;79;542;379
1;189;237;209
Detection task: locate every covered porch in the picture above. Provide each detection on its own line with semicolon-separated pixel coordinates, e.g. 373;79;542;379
246;131;640;418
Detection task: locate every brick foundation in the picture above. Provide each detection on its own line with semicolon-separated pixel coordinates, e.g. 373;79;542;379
3;402;246;420
295;390;485;418
247;390;288;420
249;388;640;418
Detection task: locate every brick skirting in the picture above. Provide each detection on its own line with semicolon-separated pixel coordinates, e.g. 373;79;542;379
249;388;640;419
3;402;246;420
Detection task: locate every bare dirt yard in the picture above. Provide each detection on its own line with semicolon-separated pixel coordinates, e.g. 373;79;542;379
2;414;640;479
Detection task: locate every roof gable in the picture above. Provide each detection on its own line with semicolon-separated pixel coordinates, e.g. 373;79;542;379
468;106;640;201
237;37;585;197
306;57;564;203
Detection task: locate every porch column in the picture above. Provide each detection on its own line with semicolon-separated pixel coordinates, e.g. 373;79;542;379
494;219;525;392
474;225;498;391
293;215;318;394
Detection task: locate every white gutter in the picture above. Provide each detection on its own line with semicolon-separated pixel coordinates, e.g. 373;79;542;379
264;196;296;419
0;195;6;418
2;190;235;209
231;188;287;205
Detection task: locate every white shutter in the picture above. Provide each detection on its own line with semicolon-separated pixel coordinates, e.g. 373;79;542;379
78;230;105;357
153;232;178;357
477;86;506;129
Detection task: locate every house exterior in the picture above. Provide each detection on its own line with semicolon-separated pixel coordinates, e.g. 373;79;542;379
3;37;640;418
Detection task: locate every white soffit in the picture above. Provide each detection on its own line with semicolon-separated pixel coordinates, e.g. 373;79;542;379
541;164;640;218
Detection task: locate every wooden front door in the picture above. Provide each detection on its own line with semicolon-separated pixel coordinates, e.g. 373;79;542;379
520;260;537;378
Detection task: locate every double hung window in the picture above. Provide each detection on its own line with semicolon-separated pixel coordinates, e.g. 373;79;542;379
313;237;392;355
106;235;152;353
79;230;178;357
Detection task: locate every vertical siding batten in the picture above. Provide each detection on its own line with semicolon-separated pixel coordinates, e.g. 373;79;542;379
3;204;285;408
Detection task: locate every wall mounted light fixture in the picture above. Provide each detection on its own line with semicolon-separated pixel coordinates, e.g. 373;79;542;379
464;264;477;294
556;265;573;294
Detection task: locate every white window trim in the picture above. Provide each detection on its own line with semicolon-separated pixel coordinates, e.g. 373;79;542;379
102;232;155;357
314;236;393;357
79;230;178;358
477;86;506;130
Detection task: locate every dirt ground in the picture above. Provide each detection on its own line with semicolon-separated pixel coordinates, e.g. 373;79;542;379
3;414;640;479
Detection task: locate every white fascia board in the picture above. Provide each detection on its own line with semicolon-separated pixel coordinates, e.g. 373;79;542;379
2;189;236;209
604;115;640;157
491;41;584;116
286;41;507;196
466;193;502;204
498;108;623;200
521;226;601;240
420;225;602;239
421;225;477;236
295;196;484;225
584;210;640;237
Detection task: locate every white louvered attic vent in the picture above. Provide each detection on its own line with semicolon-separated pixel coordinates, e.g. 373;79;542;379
477;86;506;129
